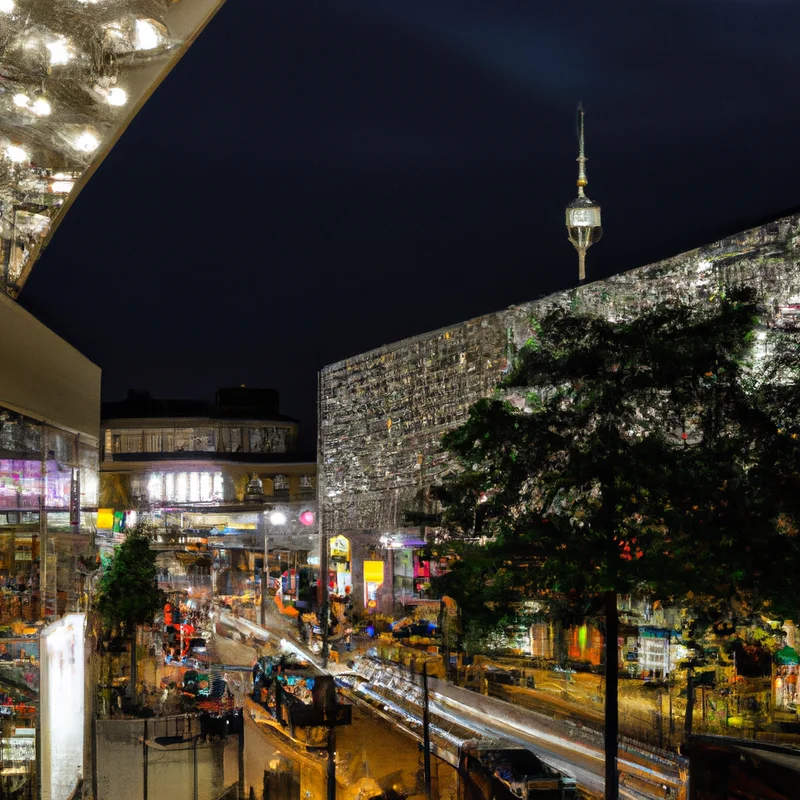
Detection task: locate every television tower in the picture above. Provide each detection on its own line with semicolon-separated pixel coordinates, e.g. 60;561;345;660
565;103;603;281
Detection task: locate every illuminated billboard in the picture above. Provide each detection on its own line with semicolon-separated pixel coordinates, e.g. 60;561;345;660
40;613;85;800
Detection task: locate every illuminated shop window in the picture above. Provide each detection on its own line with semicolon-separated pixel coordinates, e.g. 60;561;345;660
157;471;223;503
176;473;188;502
81;467;98;507
199;473;211;502
147;473;163;502
45;460;71;508
0;459;43;510
273;474;288;491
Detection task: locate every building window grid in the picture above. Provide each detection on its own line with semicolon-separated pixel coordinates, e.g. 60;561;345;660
146;471;224;504
639;637;669;673
106;424;292;454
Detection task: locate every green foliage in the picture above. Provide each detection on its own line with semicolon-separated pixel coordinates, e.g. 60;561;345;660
96;523;163;635
434;287;800;639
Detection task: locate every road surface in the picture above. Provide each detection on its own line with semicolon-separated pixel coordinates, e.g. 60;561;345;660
215;609;681;799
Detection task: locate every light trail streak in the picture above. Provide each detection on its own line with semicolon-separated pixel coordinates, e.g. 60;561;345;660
215;611;677;799
430;691;677;799
354;684;464;748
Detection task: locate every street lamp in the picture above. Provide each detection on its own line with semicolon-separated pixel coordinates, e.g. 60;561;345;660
261;508;286;625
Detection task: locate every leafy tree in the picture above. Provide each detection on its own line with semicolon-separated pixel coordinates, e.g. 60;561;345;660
96;523;163;700
434;288;800;799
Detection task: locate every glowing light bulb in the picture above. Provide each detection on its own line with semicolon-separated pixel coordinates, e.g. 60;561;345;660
134;19;161;51
106;88;127;107
0;0;14;14
103;23;124;42
50;181;74;194
31;97;51;116
46;38;71;66
12;94;29;108
74;131;100;153
5;145;28;163
269;511;287;526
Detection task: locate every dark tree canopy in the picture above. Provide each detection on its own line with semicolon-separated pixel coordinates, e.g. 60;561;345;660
96;523;163;634
434;287;800;641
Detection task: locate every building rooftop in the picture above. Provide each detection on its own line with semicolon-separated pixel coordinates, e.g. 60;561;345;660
102;388;298;423
104;451;316;465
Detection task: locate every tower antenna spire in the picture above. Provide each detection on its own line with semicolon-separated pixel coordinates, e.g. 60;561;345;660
566;102;602;281
577;101;587;197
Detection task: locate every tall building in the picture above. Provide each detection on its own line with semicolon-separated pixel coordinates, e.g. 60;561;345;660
0;292;101;618
0;4;228;797
100;387;315;512
318;213;800;615
100;387;318;601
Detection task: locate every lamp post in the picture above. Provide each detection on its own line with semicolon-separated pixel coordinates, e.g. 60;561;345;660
261;509;286;626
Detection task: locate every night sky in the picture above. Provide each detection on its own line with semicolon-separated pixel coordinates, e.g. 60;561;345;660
18;1;800;449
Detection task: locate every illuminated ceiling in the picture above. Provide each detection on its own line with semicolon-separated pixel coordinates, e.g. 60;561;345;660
0;0;226;298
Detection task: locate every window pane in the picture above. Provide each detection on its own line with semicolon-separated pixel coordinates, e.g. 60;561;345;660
143;429;162;452
189;472;200;501
193;429;215;452
175;430;192;452
148;473;163;502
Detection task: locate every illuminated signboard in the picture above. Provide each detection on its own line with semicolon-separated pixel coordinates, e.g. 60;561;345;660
363;560;384;611
363;561;384;584
40;613;85;800
330;535;350;560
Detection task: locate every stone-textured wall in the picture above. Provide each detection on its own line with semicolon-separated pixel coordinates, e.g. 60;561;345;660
319;213;800;536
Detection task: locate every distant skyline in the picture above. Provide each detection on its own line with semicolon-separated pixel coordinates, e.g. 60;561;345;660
19;0;800;450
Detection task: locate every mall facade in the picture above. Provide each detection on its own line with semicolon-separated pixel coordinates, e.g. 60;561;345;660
0;1;228;796
318;213;800;635
99;387;318;605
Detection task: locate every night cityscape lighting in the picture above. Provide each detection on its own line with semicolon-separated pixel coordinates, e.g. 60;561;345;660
0;3;799;800
0;0;226;298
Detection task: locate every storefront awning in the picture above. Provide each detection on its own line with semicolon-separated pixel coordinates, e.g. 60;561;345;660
775;646;800;666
